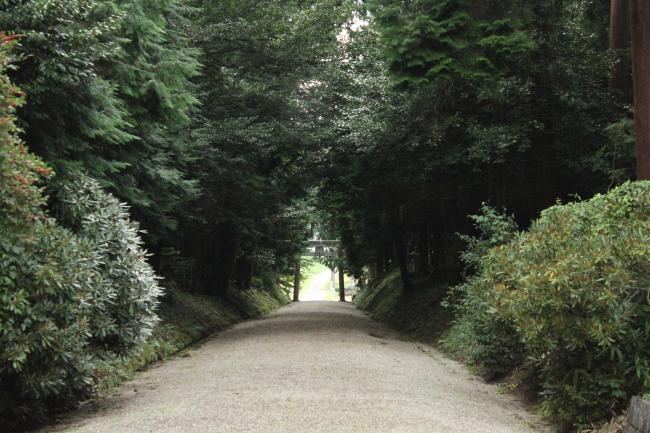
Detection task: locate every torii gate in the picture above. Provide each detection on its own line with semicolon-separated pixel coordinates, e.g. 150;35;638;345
293;240;345;303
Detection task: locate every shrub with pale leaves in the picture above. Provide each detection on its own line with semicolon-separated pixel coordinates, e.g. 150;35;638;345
55;174;163;350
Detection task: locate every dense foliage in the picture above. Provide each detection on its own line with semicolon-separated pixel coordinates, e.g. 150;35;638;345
0;0;200;247
1;0;649;429
445;182;650;427
442;205;522;377
175;0;350;295
0;0;132;188
0;37;97;424
318;0;623;290
0;37;162;426
104;0;201;242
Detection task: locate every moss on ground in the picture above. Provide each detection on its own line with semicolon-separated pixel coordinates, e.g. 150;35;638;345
356;271;508;367
354;271;453;344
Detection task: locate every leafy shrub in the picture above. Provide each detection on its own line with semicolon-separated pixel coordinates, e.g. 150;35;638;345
449;182;650;427
457;204;519;272
54;174;163;350
1;37;163;424
442;204;523;376
601;114;636;184
0;37;98;425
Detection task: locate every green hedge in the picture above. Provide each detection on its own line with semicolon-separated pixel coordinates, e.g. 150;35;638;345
445;182;650;428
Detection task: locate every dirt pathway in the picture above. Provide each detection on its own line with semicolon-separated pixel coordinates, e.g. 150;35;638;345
43;302;550;433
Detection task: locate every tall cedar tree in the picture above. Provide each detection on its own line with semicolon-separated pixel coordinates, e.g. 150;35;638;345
106;0;201;244
0;0;200;246
321;0;616;285
630;0;650;179
0;1;133;180
184;0;348;295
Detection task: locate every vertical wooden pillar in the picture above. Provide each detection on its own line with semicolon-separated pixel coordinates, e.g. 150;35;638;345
395;204;411;291
338;246;346;302
293;259;300;302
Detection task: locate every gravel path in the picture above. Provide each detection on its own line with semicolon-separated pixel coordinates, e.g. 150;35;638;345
44;301;550;433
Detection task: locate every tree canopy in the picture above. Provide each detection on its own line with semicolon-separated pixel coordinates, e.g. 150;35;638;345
1;0;649;429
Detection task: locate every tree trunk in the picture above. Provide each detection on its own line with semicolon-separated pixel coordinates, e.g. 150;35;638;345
292;260;300;302
610;0;631;94
338;246;346;302
214;223;239;296
235;254;254;291
391;204;411;291
630;0;650;179
417;203;431;275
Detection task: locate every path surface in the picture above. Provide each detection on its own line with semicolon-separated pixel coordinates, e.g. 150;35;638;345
300;268;336;301
44;302;550;433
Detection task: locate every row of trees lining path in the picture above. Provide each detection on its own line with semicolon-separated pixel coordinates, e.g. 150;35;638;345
1;0;650;430
2;0;649;298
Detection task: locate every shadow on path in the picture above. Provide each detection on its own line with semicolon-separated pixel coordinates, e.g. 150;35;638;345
41;300;551;433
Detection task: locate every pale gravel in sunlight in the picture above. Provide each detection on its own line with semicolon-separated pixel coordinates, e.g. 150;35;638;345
300;269;336;301
43;302;552;433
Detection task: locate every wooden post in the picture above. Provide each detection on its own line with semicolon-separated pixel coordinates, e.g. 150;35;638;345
338;246;346;302
293;260;300;302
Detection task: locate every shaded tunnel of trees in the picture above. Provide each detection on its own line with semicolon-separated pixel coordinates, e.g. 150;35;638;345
1;0;650;430
4;0;648;295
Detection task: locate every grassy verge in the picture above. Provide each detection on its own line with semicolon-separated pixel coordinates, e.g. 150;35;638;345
355;271;532;379
93;286;288;392
354;270;453;344
355;271;557;427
